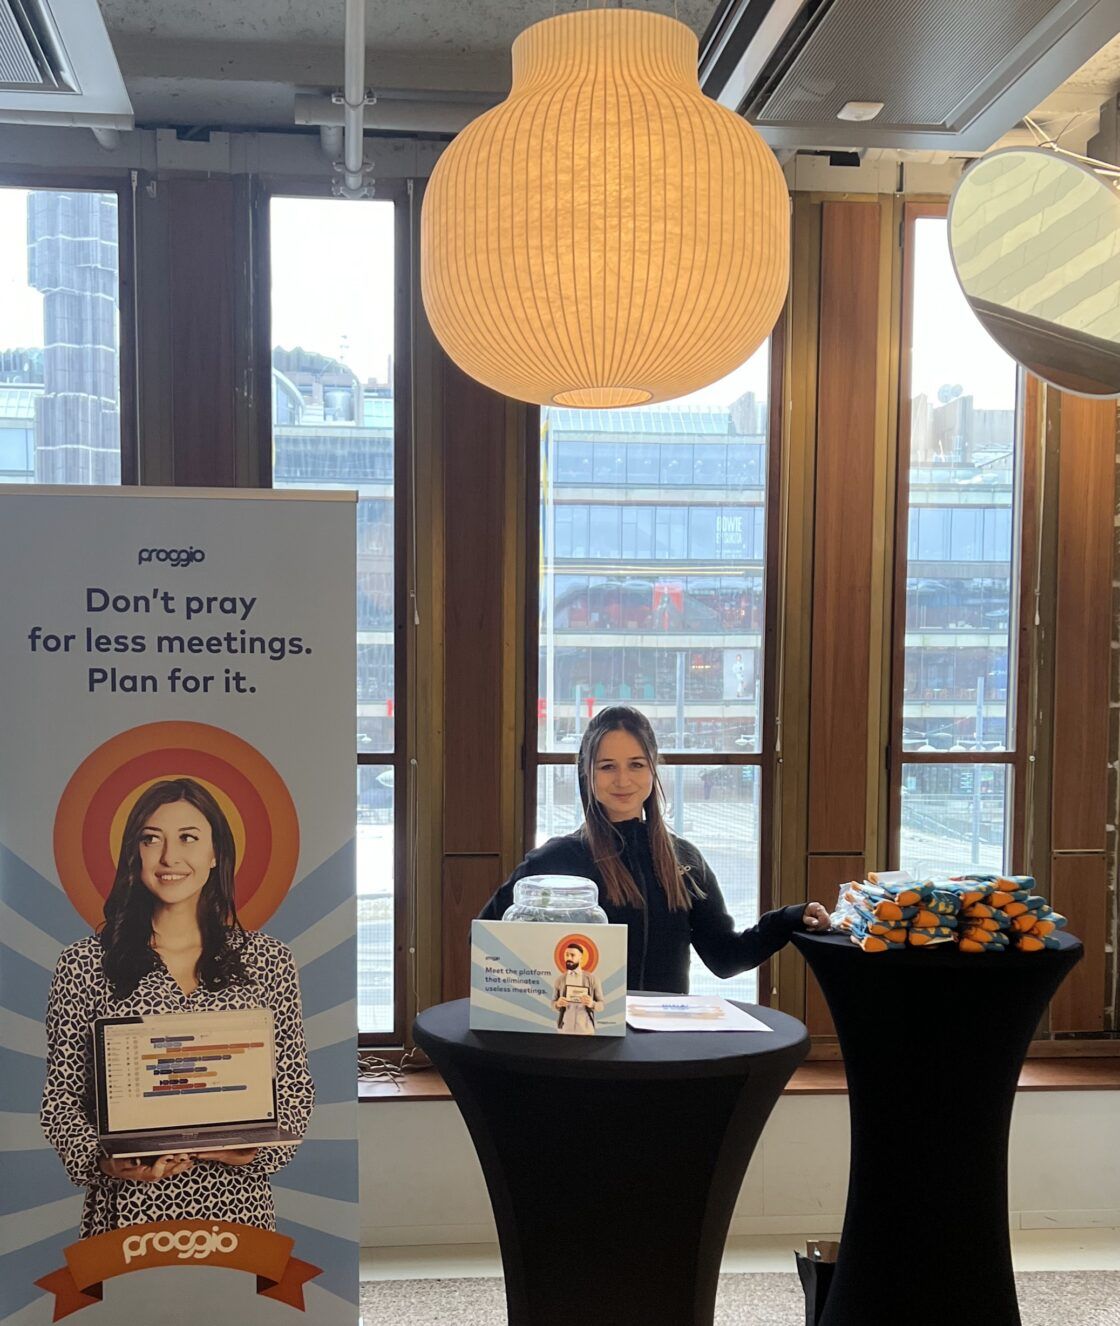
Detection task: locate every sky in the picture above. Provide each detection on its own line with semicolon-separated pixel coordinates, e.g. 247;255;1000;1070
269;196;396;385
1;188;1016;411
910;216;1017;411
0;192;44;349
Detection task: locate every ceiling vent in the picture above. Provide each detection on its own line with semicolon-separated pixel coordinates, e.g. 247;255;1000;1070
1;0;72;91
0;0;131;128
699;0;1120;151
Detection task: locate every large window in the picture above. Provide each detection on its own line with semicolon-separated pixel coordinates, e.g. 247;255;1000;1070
269;196;400;1038
0;186;123;485
893;207;1026;875
534;346;775;1001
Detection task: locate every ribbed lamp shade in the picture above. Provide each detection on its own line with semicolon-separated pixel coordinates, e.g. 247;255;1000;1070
420;7;790;408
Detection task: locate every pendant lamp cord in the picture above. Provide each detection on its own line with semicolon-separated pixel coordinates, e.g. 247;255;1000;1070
1023;115;1120;178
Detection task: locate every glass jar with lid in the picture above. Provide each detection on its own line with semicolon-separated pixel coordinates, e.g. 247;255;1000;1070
501;875;608;925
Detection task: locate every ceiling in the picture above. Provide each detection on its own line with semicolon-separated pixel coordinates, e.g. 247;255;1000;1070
101;0;718;128
87;0;1120;145
1063;27;1120;93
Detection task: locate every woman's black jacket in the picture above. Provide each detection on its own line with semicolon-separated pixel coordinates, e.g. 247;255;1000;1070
478;818;806;994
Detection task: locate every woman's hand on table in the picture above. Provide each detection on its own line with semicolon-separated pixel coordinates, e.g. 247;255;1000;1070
98;1153;193;1182
802;902;831;932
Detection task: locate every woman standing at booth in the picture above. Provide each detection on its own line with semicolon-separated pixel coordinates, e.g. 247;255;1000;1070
481;705;830;993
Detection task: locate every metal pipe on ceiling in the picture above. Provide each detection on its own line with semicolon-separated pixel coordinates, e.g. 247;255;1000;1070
336;0;372;197
298;92;491;135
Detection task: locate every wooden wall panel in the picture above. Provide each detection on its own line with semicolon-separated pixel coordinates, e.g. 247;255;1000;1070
1047;394;1114;1034
1049;853;1108;1032
809;203;880;854
804;855;865;1036
166;179;238;486
442;364;508;854
441;855;504;1001
1051;395;1115;852
439;366;516;1002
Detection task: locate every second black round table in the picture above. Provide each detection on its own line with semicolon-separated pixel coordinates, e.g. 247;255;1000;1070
794;930;1082;1326
413;997;808;1326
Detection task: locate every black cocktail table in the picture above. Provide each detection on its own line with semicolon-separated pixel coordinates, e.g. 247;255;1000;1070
413;997;808;1326
793;930;1083;1326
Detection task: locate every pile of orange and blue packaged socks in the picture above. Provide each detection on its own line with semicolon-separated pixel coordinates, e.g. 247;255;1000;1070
946;873;1067;953
906;884;960;948
832;870;1066;954
833;872;942;952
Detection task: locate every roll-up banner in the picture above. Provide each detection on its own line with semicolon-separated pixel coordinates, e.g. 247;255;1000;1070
0;487;358;1325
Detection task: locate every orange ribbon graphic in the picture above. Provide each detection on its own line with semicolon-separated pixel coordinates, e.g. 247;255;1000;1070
35;1220;321;1320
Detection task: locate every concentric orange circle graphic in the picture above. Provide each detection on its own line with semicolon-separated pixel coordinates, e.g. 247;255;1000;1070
554;933;600;973
54;723;299;930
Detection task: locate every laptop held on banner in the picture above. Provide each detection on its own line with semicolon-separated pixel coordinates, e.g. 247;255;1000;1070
93;1007;301;1158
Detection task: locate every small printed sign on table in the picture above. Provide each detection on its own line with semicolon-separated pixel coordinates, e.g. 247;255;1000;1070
470;921;627;1036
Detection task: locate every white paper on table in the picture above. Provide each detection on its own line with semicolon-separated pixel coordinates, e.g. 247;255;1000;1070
625;996;773;1033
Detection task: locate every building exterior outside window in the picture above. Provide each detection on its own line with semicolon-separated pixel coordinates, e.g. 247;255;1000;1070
269;195;399;1039
896;213;1022;876
0;188;121;485
537;358;772;1002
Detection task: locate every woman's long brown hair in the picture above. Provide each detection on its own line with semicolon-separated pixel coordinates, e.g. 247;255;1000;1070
577;706;691;911
100;777;248;998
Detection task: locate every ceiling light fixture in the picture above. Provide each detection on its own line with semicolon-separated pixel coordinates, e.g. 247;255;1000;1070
837;101;884;122
420;8;790;409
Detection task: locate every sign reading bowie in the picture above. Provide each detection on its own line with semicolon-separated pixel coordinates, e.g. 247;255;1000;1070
0;488;358;1325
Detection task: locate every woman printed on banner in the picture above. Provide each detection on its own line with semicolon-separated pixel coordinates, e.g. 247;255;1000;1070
41;777;314;1237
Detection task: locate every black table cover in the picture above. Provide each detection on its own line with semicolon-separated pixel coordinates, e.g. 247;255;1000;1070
793;930;1083;1326
413;996;809;1326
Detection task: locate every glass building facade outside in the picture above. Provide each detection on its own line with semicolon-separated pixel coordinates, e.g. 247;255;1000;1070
271;354;396;1036
899;217;1020;878
268;195;398;1036
538;355;773;1003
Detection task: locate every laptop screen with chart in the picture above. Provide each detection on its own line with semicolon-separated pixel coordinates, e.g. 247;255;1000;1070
98;1009;277;1134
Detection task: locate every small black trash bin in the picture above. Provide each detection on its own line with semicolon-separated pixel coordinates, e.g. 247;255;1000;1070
794;1241;837;1326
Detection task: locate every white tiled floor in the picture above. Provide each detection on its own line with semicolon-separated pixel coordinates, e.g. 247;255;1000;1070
361;1228;1120;1281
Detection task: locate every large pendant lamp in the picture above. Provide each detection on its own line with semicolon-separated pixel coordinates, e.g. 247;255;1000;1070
420;7;790;409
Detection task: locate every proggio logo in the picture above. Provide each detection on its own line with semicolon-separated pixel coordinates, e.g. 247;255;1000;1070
122;1225;239;1265
137;546;206;567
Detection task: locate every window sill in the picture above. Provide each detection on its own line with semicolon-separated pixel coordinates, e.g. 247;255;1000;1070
357;1057;1120;1102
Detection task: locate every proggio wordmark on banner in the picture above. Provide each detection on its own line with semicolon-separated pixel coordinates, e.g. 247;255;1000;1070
0;487;358;1326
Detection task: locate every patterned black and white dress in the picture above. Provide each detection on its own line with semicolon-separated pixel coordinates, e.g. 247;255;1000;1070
41;932;314;1238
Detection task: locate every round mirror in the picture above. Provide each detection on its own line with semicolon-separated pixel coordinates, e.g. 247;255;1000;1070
948;147;1120;398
